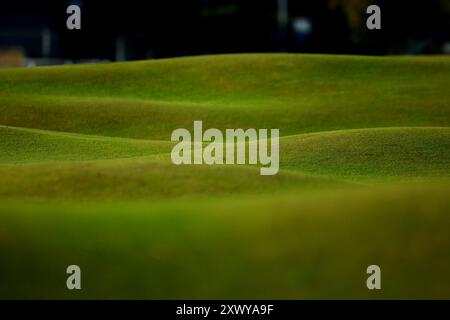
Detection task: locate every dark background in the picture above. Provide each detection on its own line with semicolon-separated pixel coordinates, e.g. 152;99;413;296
0;0;449;65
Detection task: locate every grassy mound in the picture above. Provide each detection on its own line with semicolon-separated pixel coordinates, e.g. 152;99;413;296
0;125;173;164
0;54;449;299
0;54;449;139
281;127;450;180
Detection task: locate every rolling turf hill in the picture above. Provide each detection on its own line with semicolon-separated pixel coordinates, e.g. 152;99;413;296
0;54;449;299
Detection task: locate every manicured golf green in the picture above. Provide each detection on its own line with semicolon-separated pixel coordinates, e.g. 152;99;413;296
0;54;449;299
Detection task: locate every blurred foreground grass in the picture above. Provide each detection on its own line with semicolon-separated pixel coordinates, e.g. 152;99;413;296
0;184;449;299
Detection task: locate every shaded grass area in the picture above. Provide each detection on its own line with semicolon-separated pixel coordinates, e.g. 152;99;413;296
0;159;352;201
0;184;449;299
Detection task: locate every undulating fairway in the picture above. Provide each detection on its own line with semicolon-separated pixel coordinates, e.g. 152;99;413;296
0;54;449;299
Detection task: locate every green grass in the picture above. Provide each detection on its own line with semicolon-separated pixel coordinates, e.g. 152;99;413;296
1;54;449;139
0;159;351;201
281;127;450;180
1;184;449;299
0;125;173;164
0;54;449;299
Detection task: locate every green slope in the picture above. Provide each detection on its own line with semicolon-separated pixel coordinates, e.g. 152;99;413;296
0;54;449;139
0;160;351;201
0;54;449;299
281;127;450;180
0;126;448;202
0;125;173;164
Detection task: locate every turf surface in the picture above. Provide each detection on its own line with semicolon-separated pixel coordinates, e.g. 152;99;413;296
0;54;449;299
